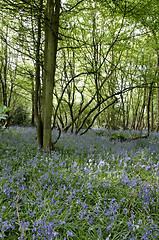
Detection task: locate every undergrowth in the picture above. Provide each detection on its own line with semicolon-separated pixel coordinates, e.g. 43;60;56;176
0;127;158;239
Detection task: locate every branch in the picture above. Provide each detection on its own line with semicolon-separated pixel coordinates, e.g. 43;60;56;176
61;0;85;14
53;123;61;145
80;98;119;135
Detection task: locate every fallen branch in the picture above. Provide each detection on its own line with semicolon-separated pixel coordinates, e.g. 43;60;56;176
131;134;149;140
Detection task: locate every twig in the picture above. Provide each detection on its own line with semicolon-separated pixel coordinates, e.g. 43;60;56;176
140;176;159;190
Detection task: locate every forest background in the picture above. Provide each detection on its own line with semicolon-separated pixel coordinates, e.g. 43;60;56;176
0;0;159;149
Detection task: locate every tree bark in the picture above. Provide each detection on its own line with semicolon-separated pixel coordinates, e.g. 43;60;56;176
43;0;60;149
150;91;154;131
34;0;43;148
157;84;159;132
147;82;153;136
156;52;159;131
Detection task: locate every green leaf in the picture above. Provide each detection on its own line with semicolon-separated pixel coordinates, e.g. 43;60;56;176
5;129;15;135
0;113;8;121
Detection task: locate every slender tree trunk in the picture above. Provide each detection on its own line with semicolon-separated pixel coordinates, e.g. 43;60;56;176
92;12;101;127
157;85;159;132
156;52;159;131
0;27;8;106
150;91;154;131
34;0;43;148
0;67;3;103
31;79;35;125
137;87;146;130
125;91;130;129
147;82;153;136
3;28;8;106
131;90;141;129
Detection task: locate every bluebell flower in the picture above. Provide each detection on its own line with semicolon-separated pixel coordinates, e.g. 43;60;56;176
67;230;74;237
52;231;59;237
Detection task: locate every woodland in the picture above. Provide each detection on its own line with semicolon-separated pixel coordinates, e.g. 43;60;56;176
0;0;159;148
0;0;159;239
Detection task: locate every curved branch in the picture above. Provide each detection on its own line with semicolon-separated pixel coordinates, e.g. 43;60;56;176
80;98;119;135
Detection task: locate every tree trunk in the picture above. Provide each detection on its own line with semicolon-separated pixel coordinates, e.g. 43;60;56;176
137;87;146;130
3;28;8;106
34;0;43;148
157;84;159;132
147;82;153;136
156;52;159;131
0;26;8;106
120;92;126;130
31;78;35;125
150;91;154;131
0;67;3;103
43;0;60;149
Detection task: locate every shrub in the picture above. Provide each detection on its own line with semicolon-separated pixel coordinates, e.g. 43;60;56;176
8;105;31;126
0;103;10;129
110;132;128;141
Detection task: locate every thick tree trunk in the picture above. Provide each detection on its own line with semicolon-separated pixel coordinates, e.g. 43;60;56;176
43;0;60;150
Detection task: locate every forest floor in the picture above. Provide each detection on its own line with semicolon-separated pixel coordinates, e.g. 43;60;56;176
0;127;158;240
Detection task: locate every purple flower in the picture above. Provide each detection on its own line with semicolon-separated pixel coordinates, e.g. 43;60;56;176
21;220;30;230
123;208;128;215
53;231;59;237
67;230;74;237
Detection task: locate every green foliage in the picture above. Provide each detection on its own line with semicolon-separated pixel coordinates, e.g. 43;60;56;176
0;103;10;134
94;129;111;138
110;132;128;141
0;103;14;136
1;0;159;134
8;105;31;126
0;103;9;122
